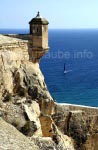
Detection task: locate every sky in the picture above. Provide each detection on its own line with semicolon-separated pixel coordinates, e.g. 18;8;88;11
0;0;98;29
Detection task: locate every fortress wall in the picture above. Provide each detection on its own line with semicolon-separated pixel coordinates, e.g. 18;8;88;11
5;34;32;41
55;103;98;115
0;35;29;71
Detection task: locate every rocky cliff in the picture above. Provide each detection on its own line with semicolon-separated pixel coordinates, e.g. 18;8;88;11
0;35;98;150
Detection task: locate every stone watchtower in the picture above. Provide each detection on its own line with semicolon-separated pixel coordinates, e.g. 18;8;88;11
29;12;49;62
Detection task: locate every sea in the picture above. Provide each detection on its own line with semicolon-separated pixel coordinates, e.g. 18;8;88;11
0;29;98;107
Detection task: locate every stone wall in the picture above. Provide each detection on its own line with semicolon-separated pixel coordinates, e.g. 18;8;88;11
55;103;98;115
5;34;49;62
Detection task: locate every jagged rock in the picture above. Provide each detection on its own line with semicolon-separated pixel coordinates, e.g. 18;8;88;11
21;121;38;136
21;101;42;136
53;103;98;149
39;115;75;150
0;35;53;139
16;97;26;104
52;111;69;134
66;111;88;149
39;99;54;115
28;86;38;99
84;134;98;150
2;91;12;102
53;105;88;149
1;35;98;150
32;136;75;150
0;118;38;150
40;115;54;138
1;102;26;129
83;115;98;150
31;137;57;150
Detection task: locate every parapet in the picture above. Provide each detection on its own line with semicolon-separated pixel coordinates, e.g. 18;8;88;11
0;35;29;67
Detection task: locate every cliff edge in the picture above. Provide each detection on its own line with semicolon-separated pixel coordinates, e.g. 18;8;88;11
0;35;98;150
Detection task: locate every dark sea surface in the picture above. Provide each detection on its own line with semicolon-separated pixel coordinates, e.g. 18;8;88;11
0;29;29;34
0;29;98;107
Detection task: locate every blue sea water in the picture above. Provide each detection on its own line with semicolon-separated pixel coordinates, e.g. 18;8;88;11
0;29;29;34
0;29;98;107
40;29;98;107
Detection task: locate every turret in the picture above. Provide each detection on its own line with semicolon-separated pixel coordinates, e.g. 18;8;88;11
29;12;49;62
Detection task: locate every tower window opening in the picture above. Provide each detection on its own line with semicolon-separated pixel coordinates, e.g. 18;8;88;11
37;28;39;33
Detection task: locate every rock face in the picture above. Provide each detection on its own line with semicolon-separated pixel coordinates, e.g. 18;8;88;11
32;136;75;150
53;103;98;150
0;35;75;150
0;117;38;150
0;35;98;150
0;35;54;138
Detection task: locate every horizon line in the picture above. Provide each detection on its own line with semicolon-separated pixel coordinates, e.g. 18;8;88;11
1;28;98;30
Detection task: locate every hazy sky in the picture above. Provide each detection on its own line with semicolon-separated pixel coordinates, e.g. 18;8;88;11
0;0;98;29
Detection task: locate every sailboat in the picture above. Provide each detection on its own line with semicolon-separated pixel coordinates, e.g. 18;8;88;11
64;63;66;74
64;63;72;74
